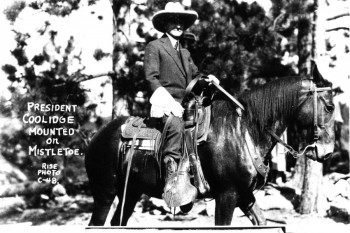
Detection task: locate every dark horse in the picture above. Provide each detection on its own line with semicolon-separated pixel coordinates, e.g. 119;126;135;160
85;64;335;226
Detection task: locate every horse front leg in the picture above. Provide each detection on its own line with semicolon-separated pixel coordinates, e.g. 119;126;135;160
238;192;266;225
241;201;266;225
215;189;238;225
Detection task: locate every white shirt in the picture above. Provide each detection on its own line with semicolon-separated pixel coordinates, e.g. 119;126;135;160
166;33;179;50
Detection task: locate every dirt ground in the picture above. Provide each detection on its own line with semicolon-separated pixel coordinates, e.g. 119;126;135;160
0;185;349;233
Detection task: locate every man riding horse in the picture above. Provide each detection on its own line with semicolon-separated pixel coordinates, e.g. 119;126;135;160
144;2;219;209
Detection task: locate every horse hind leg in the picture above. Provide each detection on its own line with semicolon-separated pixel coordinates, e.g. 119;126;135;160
88;183;118;226
110;188;142;226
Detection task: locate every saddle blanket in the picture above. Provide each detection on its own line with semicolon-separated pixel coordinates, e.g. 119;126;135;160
123;139;158;151
121;117;161;152
121;117;161;140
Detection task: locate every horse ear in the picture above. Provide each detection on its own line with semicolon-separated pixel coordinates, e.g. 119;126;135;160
311;60;325;83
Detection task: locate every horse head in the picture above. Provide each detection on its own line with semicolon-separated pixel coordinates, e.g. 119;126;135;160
294;62;335;162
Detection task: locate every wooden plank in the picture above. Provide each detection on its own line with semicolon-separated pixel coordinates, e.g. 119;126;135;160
86;226;286;233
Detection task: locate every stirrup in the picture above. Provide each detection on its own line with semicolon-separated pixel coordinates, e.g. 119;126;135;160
163;171;197;207
163;156;197;208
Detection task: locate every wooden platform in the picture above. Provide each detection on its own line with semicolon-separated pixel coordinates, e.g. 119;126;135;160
86;226;286;233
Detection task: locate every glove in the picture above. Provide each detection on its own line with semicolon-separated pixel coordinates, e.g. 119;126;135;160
204;74;220;85
169;101;184;117
150;87;184;118
150;105;170;118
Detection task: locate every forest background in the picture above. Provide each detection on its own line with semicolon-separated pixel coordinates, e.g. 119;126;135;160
0;0;349;229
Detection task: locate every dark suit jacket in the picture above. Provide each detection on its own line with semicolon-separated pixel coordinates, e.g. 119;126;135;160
144;36;201;103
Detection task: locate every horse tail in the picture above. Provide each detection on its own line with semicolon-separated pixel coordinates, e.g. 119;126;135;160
85;116;128;226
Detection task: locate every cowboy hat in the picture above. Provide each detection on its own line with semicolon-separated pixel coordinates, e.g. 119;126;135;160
152;2;198;33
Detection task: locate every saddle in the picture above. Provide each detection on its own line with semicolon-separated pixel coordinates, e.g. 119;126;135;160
121;106;210;148
121;105;210;158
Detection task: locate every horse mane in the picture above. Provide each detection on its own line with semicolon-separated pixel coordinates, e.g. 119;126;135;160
238;76;303;142
210;76;304;143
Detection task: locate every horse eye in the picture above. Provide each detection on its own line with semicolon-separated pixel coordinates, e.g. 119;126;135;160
324;104;335;113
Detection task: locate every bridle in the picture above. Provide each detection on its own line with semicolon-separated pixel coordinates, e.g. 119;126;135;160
266;81;332;158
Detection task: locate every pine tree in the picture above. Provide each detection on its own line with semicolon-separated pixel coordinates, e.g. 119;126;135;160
1;0;93;191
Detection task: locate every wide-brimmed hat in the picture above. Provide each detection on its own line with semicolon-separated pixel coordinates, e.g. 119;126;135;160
152;2;198;33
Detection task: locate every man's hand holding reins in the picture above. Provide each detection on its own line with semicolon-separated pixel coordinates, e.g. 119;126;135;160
203;75;220;85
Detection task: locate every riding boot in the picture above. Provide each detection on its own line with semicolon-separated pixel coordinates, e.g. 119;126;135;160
162;116;197;208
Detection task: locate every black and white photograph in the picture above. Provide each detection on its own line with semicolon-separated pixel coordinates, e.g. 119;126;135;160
0;0;349;233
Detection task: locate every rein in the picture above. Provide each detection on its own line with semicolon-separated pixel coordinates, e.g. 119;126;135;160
266;129;316;158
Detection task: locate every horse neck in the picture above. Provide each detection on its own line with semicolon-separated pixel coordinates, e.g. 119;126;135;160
239;77;302;149
209;99;291;166
210;100;239;136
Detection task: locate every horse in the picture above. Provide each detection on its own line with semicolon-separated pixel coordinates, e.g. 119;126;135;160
85;63;335;226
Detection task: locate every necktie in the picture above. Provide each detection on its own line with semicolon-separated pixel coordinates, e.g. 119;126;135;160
174;40;186;79
174;41;178;50
174;41;181;58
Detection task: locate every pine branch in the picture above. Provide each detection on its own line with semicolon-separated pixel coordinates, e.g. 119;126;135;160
327;13;350;21
326;27;349;32
272;11;286;31
76;72;116;82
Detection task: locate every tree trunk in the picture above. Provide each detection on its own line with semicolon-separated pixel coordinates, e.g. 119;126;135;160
111;0;132;119
0;182;51;198
292;157;324;214
292;0;325;214
291;157;305;195
297;0;314;76
298;158;323;214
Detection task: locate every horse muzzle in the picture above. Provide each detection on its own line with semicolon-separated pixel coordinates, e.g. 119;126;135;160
304;143;334;162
